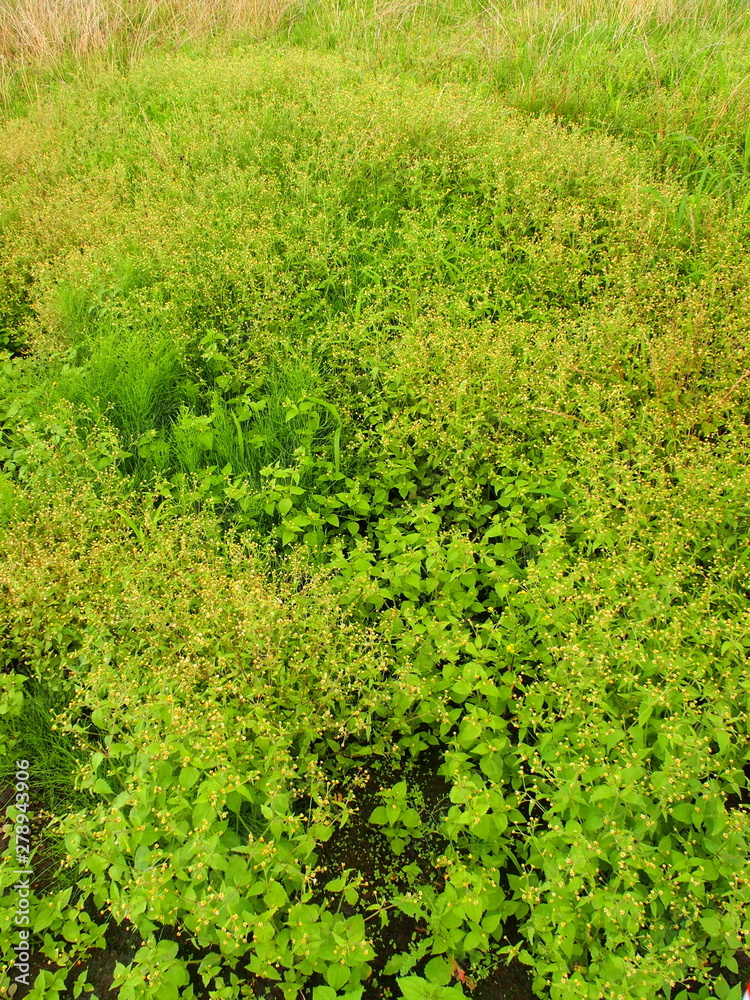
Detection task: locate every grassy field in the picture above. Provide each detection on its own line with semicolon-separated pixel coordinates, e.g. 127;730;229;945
0;2;749;999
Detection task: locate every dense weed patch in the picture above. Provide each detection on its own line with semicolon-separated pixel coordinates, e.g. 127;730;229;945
4;2;750;215
0;38;748;1000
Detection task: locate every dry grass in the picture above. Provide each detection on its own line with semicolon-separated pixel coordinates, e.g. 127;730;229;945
0;0;301;64
1;0;746;71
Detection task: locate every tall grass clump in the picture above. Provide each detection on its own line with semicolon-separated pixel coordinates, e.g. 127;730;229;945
51;325;186;442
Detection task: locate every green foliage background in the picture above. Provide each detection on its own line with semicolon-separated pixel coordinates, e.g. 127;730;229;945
0;9;749;1000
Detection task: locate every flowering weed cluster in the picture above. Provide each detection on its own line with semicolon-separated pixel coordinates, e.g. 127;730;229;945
0;32;748;1000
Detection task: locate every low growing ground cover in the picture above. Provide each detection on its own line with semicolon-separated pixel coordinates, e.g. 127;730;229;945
0;13;749;1000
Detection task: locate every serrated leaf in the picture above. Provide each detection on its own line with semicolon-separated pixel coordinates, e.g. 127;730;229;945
424;956;453;985
179;766;200;789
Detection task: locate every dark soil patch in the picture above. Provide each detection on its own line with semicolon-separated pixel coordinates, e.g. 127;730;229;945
1;782;66;998
70;916;141;1000
724;762;750;811
470;952;535;1000
294;745;537;1000
4;766;746;1000
0;781;142;1000
0;783;61;899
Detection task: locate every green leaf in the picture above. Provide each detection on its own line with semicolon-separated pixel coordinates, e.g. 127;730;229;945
590;785;614;803
264;881;288;910
313;989;338;1000
179;766;200;789
401;808;422;829
424;956;453;985
397;976;431;1000
699;914;721;937
325;962;351;990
